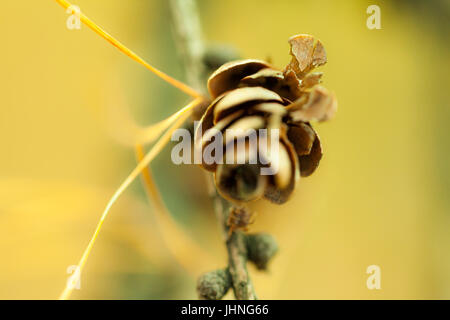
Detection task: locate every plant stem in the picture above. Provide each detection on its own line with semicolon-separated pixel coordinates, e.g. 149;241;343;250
169;0;206;93
169;0;257;300
205;175;257;300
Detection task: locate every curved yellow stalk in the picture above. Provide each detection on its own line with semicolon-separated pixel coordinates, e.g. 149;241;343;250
109;92;201;146
134;102;200;145
54;0;203;99
59;98;202;300
135;145;212;275
107;76;201;147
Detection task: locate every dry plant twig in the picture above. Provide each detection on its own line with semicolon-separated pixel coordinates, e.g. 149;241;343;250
169;0;262;300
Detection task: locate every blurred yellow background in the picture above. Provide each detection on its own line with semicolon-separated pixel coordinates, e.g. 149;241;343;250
0;0;449;299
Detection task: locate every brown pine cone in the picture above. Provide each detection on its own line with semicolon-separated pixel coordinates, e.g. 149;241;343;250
196;34;337;204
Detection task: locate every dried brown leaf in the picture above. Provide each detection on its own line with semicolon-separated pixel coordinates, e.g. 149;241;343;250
298;132;322;177
263;137;299;204
287;122;316;156
215;163;268;202
289;86;337;122
284;34;327;78
207;59;270;99
213;87;282;123
300;72;323;91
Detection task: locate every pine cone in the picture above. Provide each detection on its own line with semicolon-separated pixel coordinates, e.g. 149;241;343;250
196;34;337;204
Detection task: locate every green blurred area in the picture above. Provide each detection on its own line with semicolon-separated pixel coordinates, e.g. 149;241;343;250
0;0;449;299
